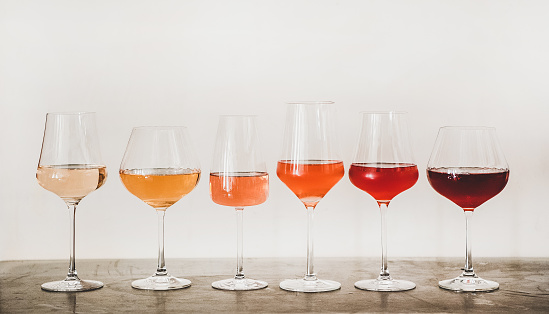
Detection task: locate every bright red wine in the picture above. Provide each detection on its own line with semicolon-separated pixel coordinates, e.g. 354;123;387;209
427;167;509;211
349;163;419;202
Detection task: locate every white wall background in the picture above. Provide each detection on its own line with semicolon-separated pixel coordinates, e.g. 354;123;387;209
1;0;548;261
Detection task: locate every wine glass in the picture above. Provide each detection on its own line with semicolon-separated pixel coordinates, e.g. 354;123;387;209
36;112;107;292
427;126;509;292
210;115;269;290
277;101;344;292
349;112;418;292
119;126;200;290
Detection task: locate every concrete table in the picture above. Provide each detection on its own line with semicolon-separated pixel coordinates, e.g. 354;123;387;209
1;258;548;313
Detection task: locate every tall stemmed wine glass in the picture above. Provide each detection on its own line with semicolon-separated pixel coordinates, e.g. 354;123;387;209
36;112;107;292
277;101;344;292
210;115;269;290
427;126;509;292
349;112;418;292
120;127;200;290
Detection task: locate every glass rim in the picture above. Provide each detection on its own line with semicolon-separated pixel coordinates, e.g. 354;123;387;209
46;111;96;116
218;114;258;118
359;111;408;115
439;126;496;130
286;101;334;105
131;126;188;130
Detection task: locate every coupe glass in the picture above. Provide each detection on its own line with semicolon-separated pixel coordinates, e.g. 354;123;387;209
349;112;418;292
36;112;107;292
427;126;509;292
277;101;344;292
120;126;200;290
210;115;269;290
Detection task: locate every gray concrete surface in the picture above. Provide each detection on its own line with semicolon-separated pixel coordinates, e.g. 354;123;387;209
1;258;548;313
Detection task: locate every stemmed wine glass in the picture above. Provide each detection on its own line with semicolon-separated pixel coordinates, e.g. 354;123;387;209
36;112;107;292
427;126;509;292
349;112;418;292
277;101;345;292
119;126;201;290
210;115;269;290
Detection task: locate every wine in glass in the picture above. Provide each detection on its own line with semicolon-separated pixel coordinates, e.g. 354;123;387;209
119;126;200;290
349;112;418;292
277;101;344;293
427;126;509;292
36;112;107;292
210;115;269;290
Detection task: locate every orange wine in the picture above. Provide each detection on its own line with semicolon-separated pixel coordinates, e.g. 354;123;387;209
36;164;107;202
349;163;418;202
277;160;344;207
119;168;200;210
210;172;269;208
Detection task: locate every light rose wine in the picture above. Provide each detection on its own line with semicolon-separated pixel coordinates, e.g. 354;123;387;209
119;168;201;210
349;163;419;202
36;164;107;202
210;172;269;208
276;160;344;207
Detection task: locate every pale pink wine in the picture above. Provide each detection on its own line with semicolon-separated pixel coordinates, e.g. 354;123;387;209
37;164;107;202
210;172;269;207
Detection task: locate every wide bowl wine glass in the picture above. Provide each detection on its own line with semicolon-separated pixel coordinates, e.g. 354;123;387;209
277;101;344;293
349;112;418;292
210;115;269;290
36;112;107;292
120;126;200;290
427;126;509;292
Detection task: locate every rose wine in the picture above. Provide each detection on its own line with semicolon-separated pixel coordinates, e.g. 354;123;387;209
210;172;269;208
119;168;201;210
349;163;418;202
36;164;107;202
427;167;509;211
277;160;344;207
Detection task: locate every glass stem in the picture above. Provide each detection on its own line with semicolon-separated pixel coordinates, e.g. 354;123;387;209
463;211;475;277
235;208;245;280
305;206;316;280
66;203;78;280
156;210;167;276
378;202;390;278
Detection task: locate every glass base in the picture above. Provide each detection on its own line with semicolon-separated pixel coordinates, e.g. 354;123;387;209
355;277;416;292
439;275;499;292
41;278;103;292
280;278;341;293
131;274;191;291
212;278;268;291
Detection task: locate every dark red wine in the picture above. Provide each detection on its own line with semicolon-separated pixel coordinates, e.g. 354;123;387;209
349;163;419;202
427;167;509;211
